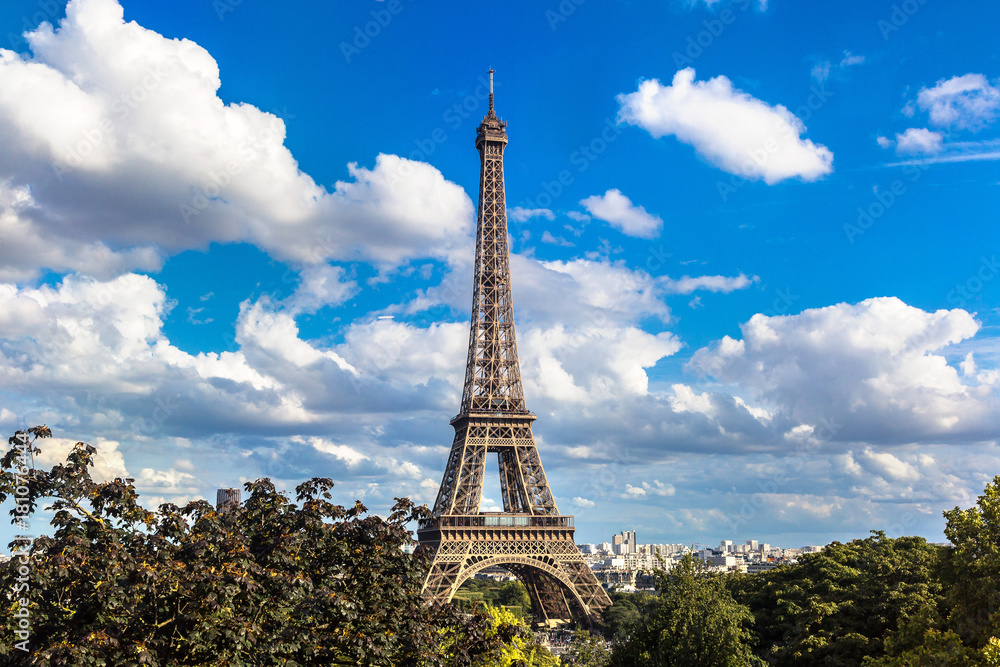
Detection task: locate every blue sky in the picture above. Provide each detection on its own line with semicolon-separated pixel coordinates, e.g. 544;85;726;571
1;0;999;550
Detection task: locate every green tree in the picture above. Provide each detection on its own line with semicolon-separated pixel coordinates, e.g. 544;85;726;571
0;431;517;666
600;590;652;642
474;605;560;667
942;476;1000;648
610;554;763;666
496;580;532;614
728;532;944;666
567;632;610;666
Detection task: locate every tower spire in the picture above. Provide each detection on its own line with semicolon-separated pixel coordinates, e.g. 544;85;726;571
488;68;494;113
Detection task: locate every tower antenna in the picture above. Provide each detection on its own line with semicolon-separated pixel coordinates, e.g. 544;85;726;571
488;69;494;113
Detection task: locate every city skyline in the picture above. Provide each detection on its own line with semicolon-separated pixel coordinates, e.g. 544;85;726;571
0;0;999;549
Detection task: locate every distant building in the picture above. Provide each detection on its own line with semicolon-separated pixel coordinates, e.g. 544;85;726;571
709;555;737;568
613;530;636;555
216;488;241;511
748;562;780;574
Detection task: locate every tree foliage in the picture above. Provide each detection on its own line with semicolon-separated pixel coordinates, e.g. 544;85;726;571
474;605;560;667
609;554;764;667
0;432;519;666
566;632;610;666
942;476;1000;648
599;591;653;643
727;532;945;665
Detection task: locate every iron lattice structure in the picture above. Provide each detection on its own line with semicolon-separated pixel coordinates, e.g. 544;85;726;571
418;72;611;627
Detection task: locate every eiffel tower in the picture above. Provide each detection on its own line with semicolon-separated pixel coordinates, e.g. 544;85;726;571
418;71;611;627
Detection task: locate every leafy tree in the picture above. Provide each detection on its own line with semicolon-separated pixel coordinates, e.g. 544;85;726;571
0;431;519;666
610;554;763;666
600;591;653;642
474;605;560;667
728;532;944;666
942;476;1000;648
566;632;610;666
496;580;532;613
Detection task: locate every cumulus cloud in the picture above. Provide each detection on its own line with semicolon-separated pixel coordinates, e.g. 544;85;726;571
895;128;944;155
0;181;161;282
579;189;663;239
0;0;474;280
34;437;129;482
617;68;833;184
282;265;358;315
916;73;1000;131
689;297;994;444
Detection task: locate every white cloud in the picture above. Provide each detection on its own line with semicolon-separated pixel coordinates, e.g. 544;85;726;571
34;437;129;482
876;136;893;149
579;189;662;239
686;0;767;10
642;480;676;496
617;68;833;184
916;73;1000;131
508;207;555;223
895;128;944;155
961;352;977;377
0;181;161;282
662;273;758;294
689;297;993;443
137;466;201;497
813;52;865;84
840;51;865;67
541;231;574;247
811;62;831;85
572;496;596;508
669;384;714;416
521;324;681;404
510;256;672;327
0;0;475;280
293;435;369;467
622;484;646;498
860;447;919;482
282;264;358;315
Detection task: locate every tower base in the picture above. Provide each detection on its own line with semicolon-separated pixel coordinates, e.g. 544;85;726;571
418;514;611;626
